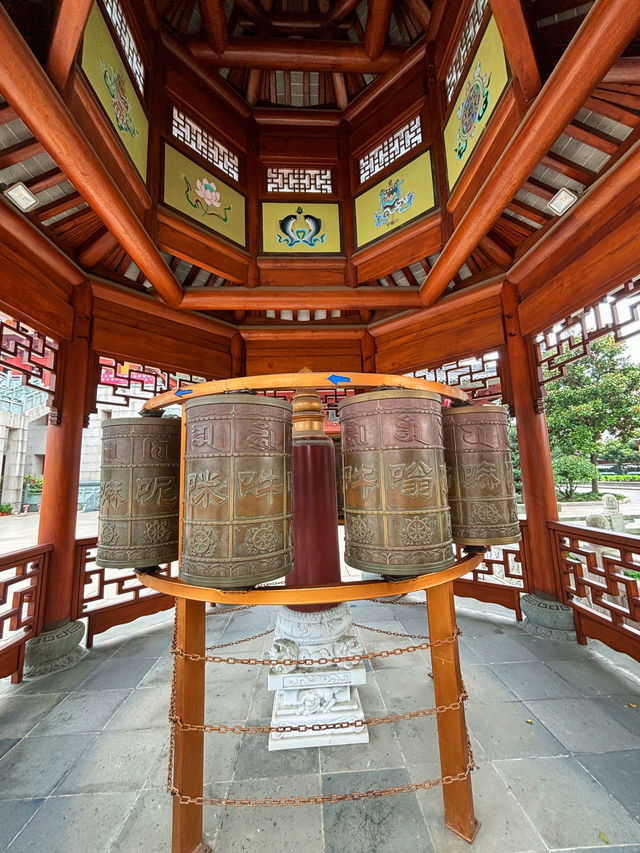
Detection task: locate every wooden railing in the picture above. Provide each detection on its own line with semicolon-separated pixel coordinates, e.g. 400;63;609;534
71;538;177;647
453;520;530;619
549;521;640;663
0;544;50;683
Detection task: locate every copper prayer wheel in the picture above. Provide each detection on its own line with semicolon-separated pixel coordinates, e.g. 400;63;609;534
338;388;454;577
181;393;293;588
443;404;520;546
97;415;180;569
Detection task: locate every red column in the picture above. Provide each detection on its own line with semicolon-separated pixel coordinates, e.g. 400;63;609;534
502;282;559;597
37;284;92;628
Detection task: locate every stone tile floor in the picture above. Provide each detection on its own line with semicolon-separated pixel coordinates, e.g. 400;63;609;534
1;596;640;853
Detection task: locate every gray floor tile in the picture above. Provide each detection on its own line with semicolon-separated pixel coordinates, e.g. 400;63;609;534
546;657;640;698
5;657;109;695
78;657;157;691
322;768;434;853
320;717;405;773
203;724;245;783
512;633;596;662
0;692;64;736
356;677;387;716
105;685;171;730
142;737;170;789
233;726;319;779
524;697;640;754
205;677;255;718
5;792;136;853
411;761;546;853
392;714;442;769
465;701;567;760
0;733;96;798
138;654;174;688
30;689;131;735
111;629;172;659
55;728;166;794
492;661;583;700
468;636;541;664
215;774;322;853
577;750;640;820
0;738;19;759
374;668;435;712
110;788;174;853
495;755;640;849
592;694;640;738
461;664;519;704
455;614;522;640
0;798;43;851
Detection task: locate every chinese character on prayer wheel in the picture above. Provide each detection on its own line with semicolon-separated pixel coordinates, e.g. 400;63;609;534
442;404;520;547
181;393;293;588
338;389;454;577
97;415;180;569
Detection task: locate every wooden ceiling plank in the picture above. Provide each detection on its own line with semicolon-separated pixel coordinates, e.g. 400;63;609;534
200;0;229;54
0;138;43;169
565;119;619;155
364;0;394;62
418;0;640;308
24;167;65;194
77;230;119;268
521;177;556;202
46;0;92;91
507;198;551;226
478;234;512;267
603;57;640;85
0;6;183;307
189;37;404;72
583;95;640;128
539;152;597;186
34;191;82;221
0;101;17;122
593;86;640;112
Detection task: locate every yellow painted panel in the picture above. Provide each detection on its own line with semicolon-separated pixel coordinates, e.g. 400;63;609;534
444;16;509;191
354;150;434;248
262;202;341;253
164;144;246;246
81;3;148;181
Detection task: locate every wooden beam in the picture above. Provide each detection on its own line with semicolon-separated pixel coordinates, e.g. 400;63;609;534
603;56;640;85
565;120;619;155
0;138;43;169
364;0;394;61
24;167;65;194
583;94;640;128
34;191;82;222
539;152;597;187
200;0;228;54
46;0;92;91
404;0;431;30
490;0;541;102
189;37;404;72
332;72;348;109
246;69;263;105
0;6;183;307
179;286;424;311
77;230;119;268
0;101;17;122
324;0;361;26
418;0;640;307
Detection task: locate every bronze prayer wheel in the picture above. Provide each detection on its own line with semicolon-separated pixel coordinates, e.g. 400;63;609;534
181;393;293;588
338;389;454;577
443;404;520;546
97;415;180;569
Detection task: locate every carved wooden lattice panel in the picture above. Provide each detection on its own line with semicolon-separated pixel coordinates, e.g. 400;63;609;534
97;356;206;407
406;351;502;402
535;278;640;387
445;0;490;103
551;522;640;637
266;167;333;194
358;116;422;184
0;313;57;395
256;386;355;420
102;0;145;93
172;107;239;181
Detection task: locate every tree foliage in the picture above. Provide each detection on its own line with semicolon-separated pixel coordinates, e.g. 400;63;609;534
551;453;598;498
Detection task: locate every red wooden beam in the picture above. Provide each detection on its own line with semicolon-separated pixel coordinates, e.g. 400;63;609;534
418;0;640;307
490;0;541;102
0;6;183;307
364;0;394;62
189;37;404;72
179;286;424;311
200;0;228;54
46;0;92;91
603;57;640;85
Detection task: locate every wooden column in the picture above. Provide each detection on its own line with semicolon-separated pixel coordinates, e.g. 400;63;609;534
502;282;559;597
37;283;92;628
427;581;478;842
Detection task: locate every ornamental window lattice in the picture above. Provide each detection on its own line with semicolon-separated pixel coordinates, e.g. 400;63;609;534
405;351;502;402
266;167;333;194
535;278;640;387
0;313;57;395
101;0;145;94
172;107;239;182
358;116;422;184
97;357;206;407
445;0;489;103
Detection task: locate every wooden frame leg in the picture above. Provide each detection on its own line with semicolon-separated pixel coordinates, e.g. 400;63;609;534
172;598;209;853
427;582;479;843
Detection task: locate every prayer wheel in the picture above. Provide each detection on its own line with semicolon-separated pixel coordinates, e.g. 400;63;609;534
443;404;520;546
97;415;180;569
338;389;454;577
181;393;293;588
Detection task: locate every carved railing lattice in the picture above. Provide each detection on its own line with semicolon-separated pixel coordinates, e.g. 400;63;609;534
0;313;57;396
97;356;206;407
0;546;49;682
406;351;502;402
454;523;528;590
535;278;640;386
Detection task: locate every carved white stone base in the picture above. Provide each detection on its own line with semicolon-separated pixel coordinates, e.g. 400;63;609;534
268;664;369;750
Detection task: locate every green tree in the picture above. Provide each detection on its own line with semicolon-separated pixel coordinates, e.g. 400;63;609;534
544;336;640;493
551;453;598;499
598;436;640;469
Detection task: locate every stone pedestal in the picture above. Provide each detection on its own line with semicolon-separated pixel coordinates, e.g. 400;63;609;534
520;592;576;641
24;620;87;677
267;602;369;750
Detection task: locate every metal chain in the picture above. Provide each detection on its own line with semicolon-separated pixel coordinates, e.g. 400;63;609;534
172;630;460;667
208;604;255;615
369;596;426;607
353;622;430;640
206;628;273;650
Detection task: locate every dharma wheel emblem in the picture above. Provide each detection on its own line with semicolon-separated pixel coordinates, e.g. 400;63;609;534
455;61;491;161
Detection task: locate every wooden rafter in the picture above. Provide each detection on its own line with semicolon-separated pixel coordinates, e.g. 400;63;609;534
46;0;92;91
364;0;394;62
180;286;424;311
200;0;228;54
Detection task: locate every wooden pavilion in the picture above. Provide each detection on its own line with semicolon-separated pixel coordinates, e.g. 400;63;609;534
1;0;640;682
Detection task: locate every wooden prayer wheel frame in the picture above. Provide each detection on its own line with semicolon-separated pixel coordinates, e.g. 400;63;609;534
139;373;479;852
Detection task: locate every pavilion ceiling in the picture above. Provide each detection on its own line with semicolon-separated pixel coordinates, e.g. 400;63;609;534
0;0;640;341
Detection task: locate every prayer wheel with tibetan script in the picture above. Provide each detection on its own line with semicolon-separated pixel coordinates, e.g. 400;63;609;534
97;415;180;569
443;405;520;546
181;393;293;588
338;389;454;577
